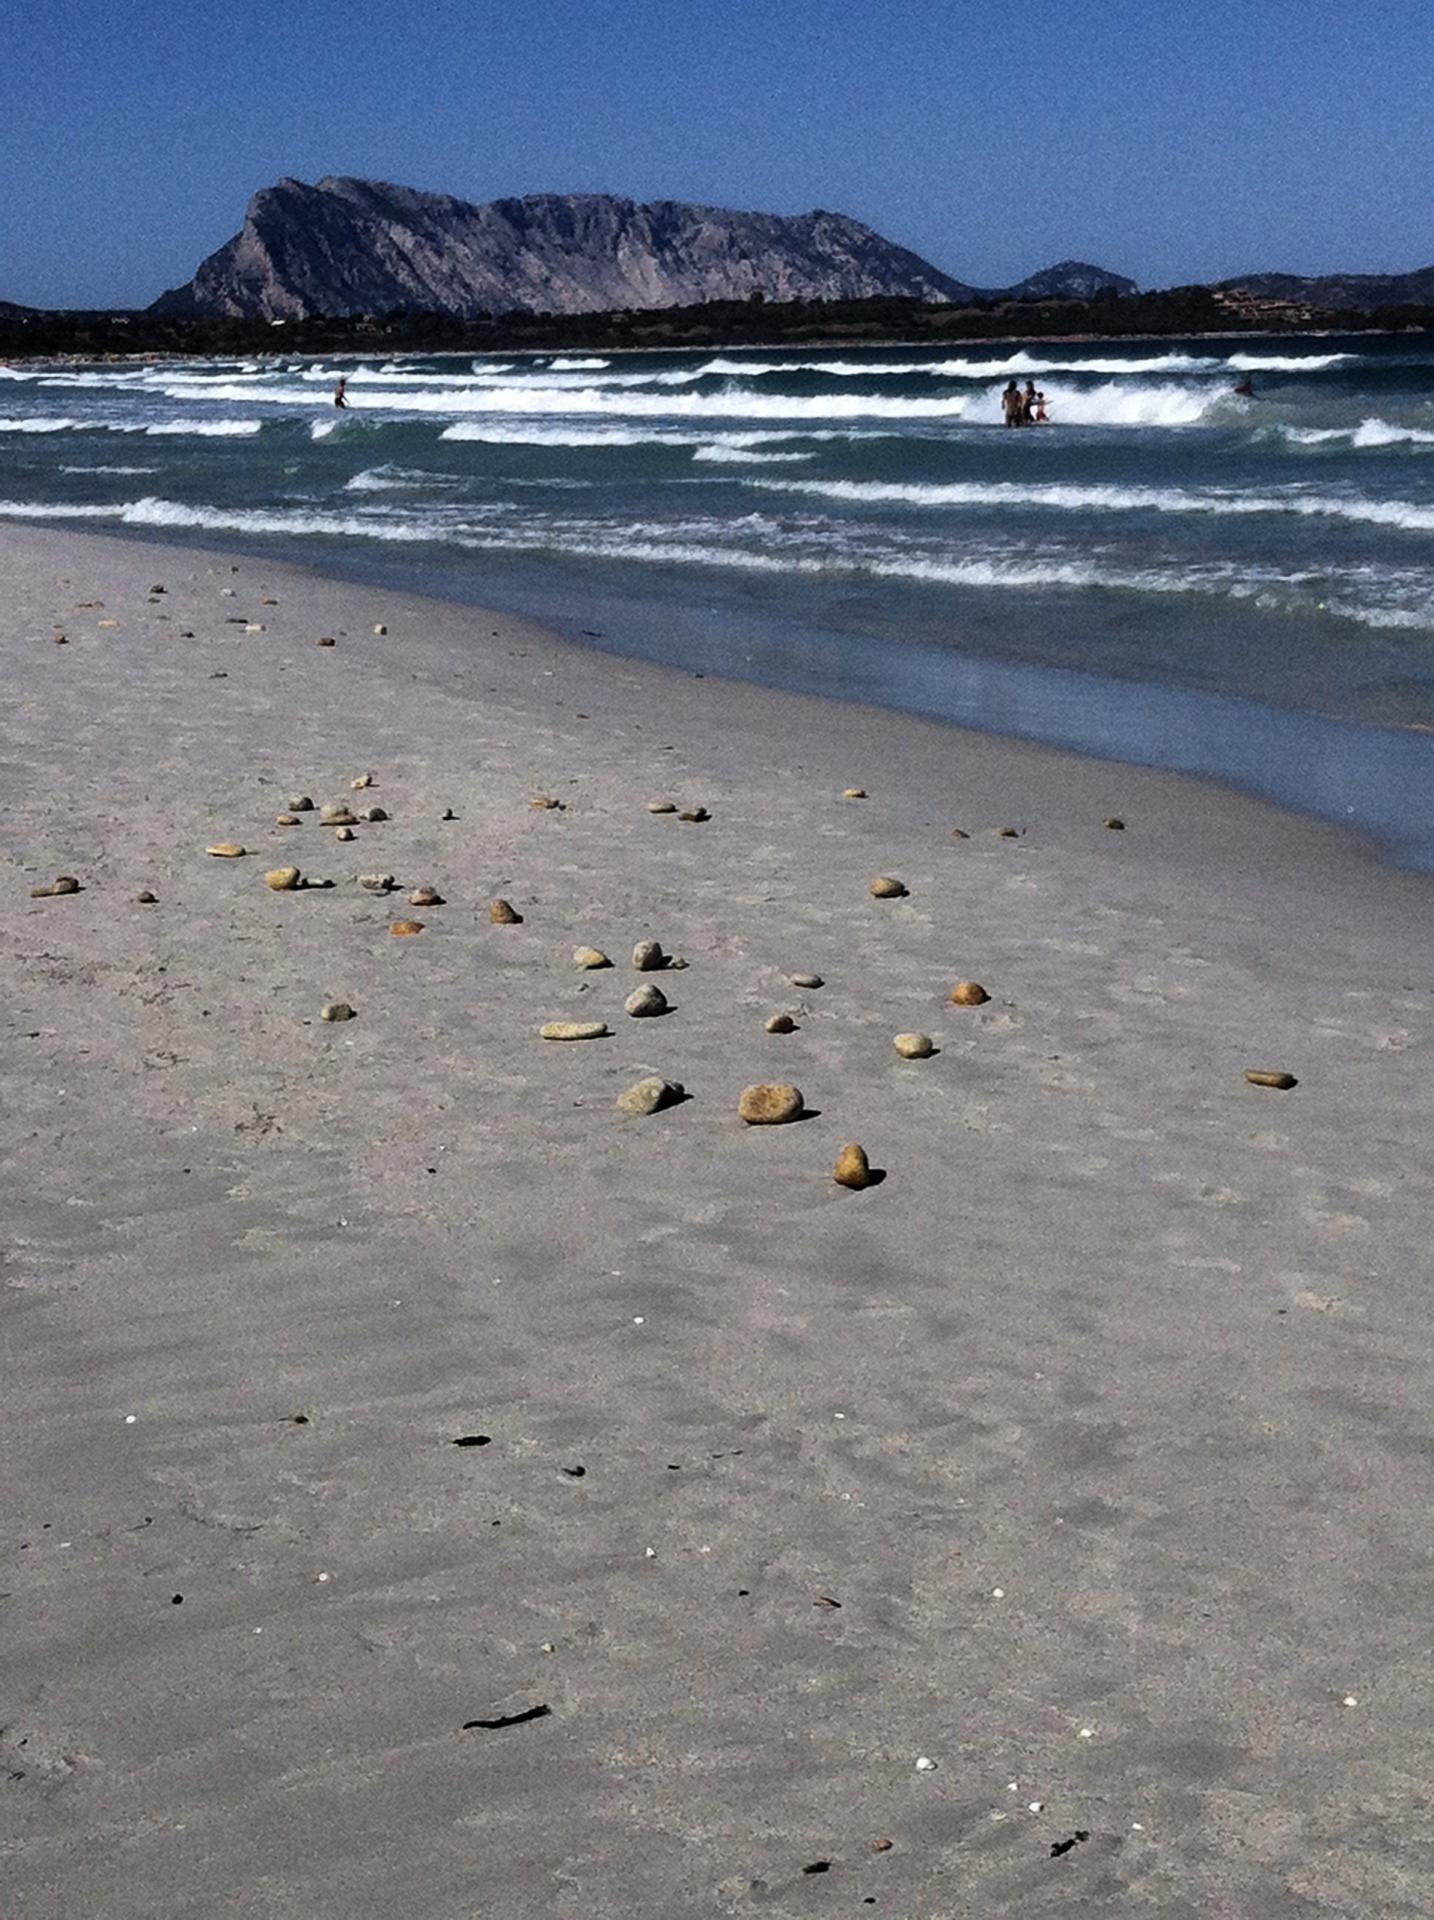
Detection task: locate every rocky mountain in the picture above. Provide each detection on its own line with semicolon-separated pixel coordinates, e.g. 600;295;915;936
1218;266;1434;310
152;178;984;319
1005;260;1138;301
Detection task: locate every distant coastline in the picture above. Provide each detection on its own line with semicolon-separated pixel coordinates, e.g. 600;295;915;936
4;288;1431;364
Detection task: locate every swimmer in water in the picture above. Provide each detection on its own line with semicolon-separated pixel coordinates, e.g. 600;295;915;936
333;376;349;409
1233;377;1255;398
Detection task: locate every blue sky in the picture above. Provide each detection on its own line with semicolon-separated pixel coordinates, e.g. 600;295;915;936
2;0;1427;308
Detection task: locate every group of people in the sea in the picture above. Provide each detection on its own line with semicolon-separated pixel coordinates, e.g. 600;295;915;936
1001;379;1048;427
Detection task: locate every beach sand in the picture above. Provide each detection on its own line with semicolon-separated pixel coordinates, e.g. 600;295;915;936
4;523;1434;1917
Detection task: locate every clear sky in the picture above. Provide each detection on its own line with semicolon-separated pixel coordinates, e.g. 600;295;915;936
3;0;1429;309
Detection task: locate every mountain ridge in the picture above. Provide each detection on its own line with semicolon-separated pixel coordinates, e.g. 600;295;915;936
150;177;1135;319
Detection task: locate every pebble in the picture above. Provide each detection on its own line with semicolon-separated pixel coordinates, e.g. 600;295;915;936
320;1001;355;1022
316;636;336;648
276;813;300;827
646;800;677;814
843;787;867;799
894;1032;934;1058
373;622;387;635
265;866;302;891
408;886;444;907
950;980;990;1006
616;1075;681;1115
137;889;157;904
995;826;1020;838
915;1757;938;1773
950;828;970;840
390;919;424;937
206;842;247;858
530;795;563;811
541;1020;608;1041
1245;1069;1298;1090
573;946;611;969
833;1143;874;1189
788;971;823;989
319;804;357;826
356;805;388;823
632;939;668;972
765;1013;797;1034
490;898;523;924
351;773;373;790
738;1082;804;1125
625;983;669;1018
1103;817;1126;831
358;873;396;893
287;796;314;812
678;806;710;823
870;876;907;898
334;826;355;842
29;876;80;898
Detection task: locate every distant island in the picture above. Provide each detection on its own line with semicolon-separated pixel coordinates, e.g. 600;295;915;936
4;175;1434;357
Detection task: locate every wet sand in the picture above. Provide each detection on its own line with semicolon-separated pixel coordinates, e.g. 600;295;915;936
5;524;1434;1918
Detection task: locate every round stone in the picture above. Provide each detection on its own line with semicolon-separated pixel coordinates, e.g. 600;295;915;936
137;889;157;904
1245;1069;1298;1090
950;980;989;1006
372;622;387;635
206;842;246;858
356;804;388;823
315;636;335;648
541;1020;608;1041
358;873;395;894
616;1075;681;1116
764;1013;797;1034
390;919;424;937
490;898;523;924
287;796;315;812
788;971;823;990
994;826;1019;839
574;946;611;969
678;806;710;823
351;773;373;790
334;826;355;841
625;983;669;1018
632;940;668;972
870;876;907;898
1103;817;1126;831
408;886;443;907
843;787;867;799
265;867;302;891
646;800;677;814
30;875;80;898
894;1032;934;1058
738;1083;804;1125
319;804;357;826
530;795;562;811
950;828;969;840
276;813;300;827
833;1143;873;1189
320;1001;355;1022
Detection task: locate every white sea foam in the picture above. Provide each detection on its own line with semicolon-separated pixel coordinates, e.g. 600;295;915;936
1225;352;1353;372
691;444;815;464
693;351;1230;379
1279;417;1434;450
549;356;611;370
168;380;973;421
757;475;1434;533
345;464;465;491
59;463;159;475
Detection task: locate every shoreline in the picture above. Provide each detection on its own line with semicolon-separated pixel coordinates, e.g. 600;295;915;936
7;523;1434;1914
33;513;1434;875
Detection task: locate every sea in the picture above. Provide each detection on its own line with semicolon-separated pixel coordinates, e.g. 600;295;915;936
6;333;1434;862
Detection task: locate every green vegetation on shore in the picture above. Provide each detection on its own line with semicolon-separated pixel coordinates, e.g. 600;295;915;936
3;286;1430;361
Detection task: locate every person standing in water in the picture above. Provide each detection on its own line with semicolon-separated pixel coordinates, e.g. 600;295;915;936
1034;390;1049;423
1002;379;1023;427
1022;380;1038;424
333;376;349;409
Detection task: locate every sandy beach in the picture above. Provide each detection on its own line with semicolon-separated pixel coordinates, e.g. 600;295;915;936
5;521;1434;1918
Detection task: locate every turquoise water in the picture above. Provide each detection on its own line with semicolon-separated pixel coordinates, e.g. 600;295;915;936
6;334;1434;856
